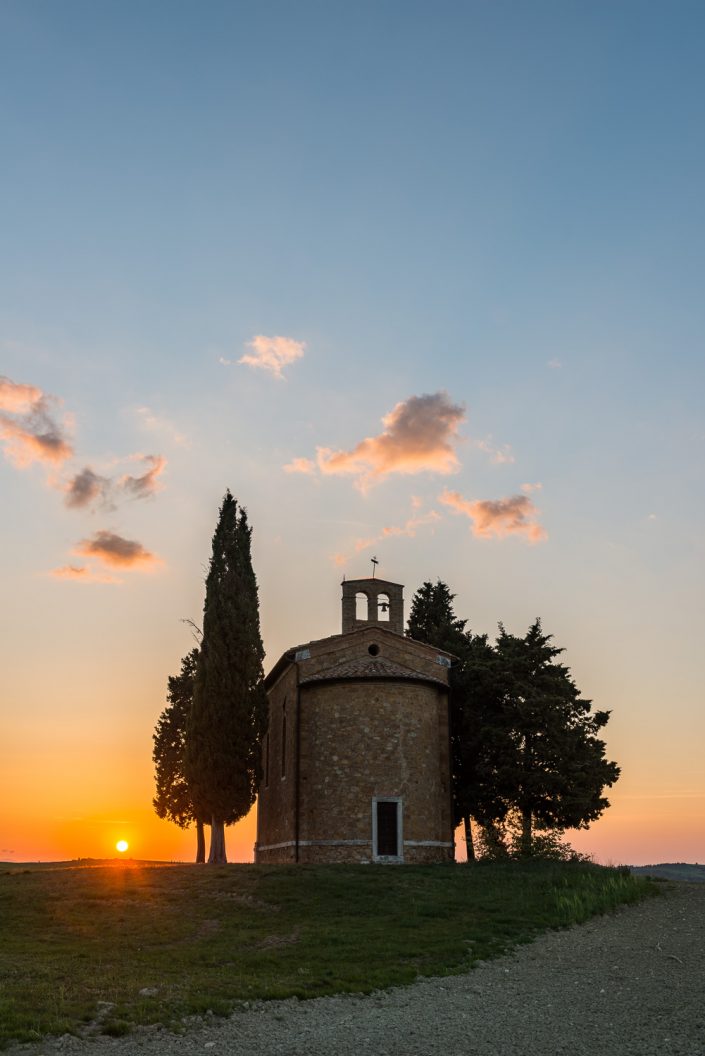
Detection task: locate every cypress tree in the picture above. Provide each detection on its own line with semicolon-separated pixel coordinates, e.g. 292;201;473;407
185;492;266;864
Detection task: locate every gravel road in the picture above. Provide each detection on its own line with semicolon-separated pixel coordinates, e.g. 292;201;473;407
18;882;705;1056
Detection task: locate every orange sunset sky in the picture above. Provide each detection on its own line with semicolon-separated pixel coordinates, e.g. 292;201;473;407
2;2;704;866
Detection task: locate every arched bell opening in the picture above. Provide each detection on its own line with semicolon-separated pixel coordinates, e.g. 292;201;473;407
355;592;369;621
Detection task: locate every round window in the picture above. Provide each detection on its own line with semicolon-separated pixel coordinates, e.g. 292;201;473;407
368;644;380;656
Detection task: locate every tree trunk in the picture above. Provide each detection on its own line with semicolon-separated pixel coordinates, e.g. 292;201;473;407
208;817;227;864
520;807;532;858
520;734;532;857
463;815;475;862
195;819;206;863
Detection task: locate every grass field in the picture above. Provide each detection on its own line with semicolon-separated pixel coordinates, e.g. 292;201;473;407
0;859;657;1047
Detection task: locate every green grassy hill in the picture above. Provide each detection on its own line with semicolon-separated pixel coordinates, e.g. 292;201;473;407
0;860;656;1047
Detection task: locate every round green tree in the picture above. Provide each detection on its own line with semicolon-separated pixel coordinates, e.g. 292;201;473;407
153;648;209;862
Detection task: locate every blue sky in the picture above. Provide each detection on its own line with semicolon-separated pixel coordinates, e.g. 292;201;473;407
1;1;704;863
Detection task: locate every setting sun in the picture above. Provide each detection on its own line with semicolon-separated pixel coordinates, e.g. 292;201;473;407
116;840;129;854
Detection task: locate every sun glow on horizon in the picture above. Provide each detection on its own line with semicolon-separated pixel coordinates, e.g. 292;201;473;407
116;840;129;853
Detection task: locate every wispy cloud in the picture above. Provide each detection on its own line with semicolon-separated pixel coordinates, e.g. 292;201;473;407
232;334;306;379
62;455;166;510
477;437;515;464
133;406;189;448
521;481;543;494
440;489;547;543
382;507;442;540
118;454;166;500
353;535;380;553
298;392;465;492
283;456;317;475
74;531;162;570
0;375;73;467
547;358;562;369
64;467;112;509
332;499;442;568
49;564;121;584
0;377;43;413
60;454;166;511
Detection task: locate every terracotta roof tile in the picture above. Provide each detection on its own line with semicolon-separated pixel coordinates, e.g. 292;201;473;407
299;654;446;686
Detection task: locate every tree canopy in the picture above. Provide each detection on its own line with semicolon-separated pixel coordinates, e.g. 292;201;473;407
185;492;266;863
407;581;505;856
152;648;208;862
407;580;470;656
407;581;620;859
490;620;620;856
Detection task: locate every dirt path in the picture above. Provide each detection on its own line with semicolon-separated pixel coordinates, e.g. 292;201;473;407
19;882;705;1056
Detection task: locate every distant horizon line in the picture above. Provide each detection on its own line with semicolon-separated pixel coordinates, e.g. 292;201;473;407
3;857;703;870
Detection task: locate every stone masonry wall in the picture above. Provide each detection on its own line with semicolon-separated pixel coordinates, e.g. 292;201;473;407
296;626;452;687
297;680;452;863
295;843;449;865
255;664;299;858
256;620;455;865
341;578;405;636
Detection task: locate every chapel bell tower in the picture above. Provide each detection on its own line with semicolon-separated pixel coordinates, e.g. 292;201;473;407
256;572;454;866
341;577;404;636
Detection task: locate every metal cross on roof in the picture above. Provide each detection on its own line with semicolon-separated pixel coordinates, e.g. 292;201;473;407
371;556;379;578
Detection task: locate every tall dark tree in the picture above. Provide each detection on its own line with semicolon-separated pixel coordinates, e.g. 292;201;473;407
407;581;504;859
449;632;511;855
407;583;620;860
490;620;620;857
407;580;470;657
152;649;208;862
185;492;266;864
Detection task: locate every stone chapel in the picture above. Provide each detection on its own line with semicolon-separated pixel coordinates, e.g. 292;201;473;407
254;577;455;864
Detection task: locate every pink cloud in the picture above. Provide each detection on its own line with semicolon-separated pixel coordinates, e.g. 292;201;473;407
63;455;167;509
0;376;73;467
0;417;73;466
0;377;43;413
308;392;465;491
74;531;162;570
382;508;442;539
133;406;189;448
333;500;442;567
283;456;317;475
118;454;166;499
440;489;547;543
354;536;380;553
64;467;112;509
237;335;306;379
477;438;515;464
49;564;121;584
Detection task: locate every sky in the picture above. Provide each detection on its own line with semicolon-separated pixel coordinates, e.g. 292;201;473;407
1;0;704;867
